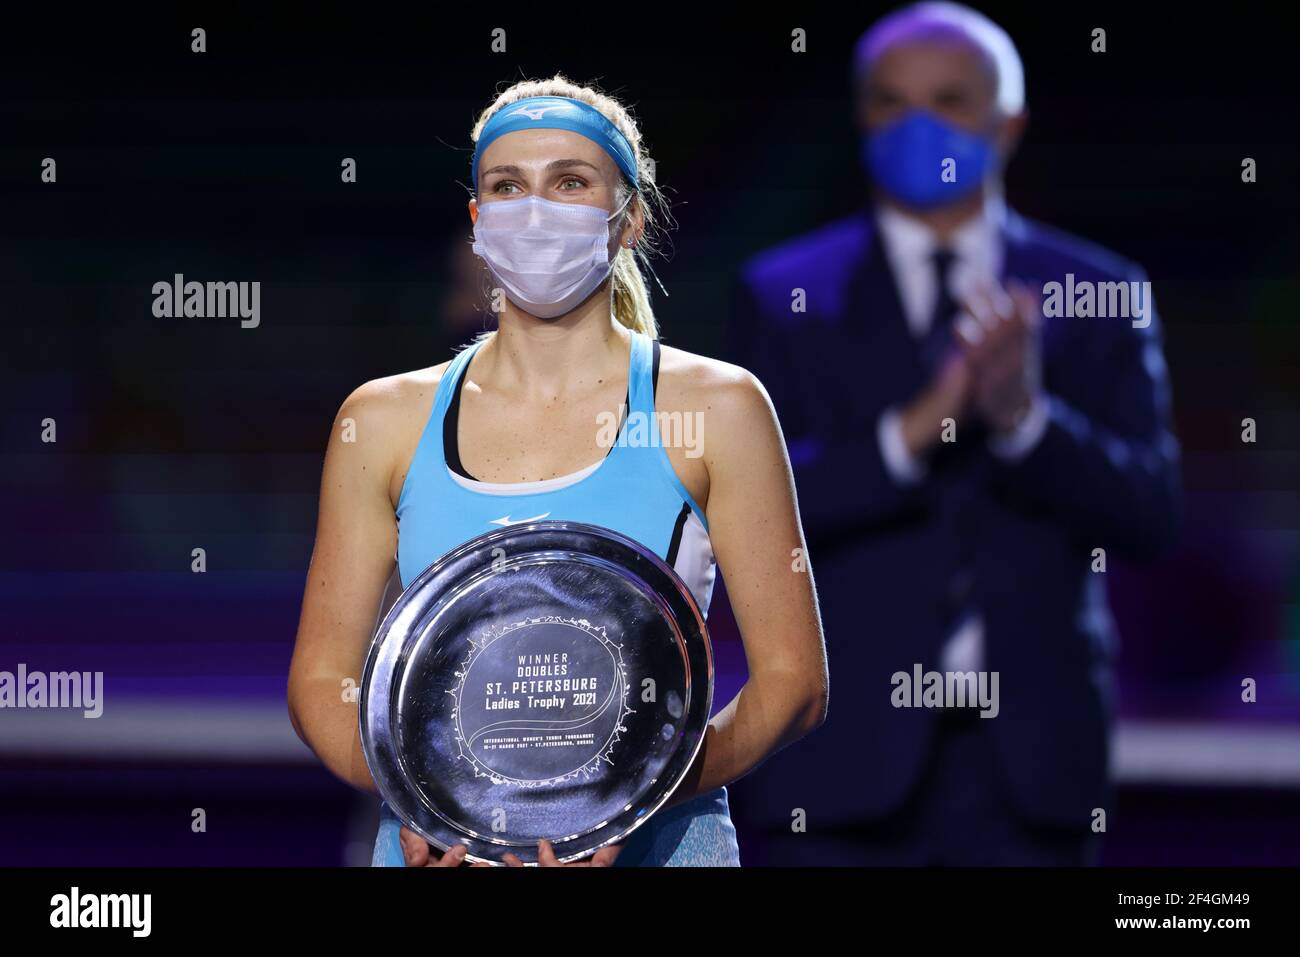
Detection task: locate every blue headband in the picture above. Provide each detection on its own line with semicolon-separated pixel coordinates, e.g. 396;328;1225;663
472;95;639;191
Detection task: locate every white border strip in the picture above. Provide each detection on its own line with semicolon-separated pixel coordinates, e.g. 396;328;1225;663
0;698;313;761
1113;720;1300;786
5;706;1300;785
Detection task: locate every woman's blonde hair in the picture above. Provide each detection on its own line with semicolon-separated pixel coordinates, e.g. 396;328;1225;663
470;74;671;339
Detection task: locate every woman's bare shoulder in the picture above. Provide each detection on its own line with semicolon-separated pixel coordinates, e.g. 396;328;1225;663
336;360;454;432
655;343;774;421
322;360;460;501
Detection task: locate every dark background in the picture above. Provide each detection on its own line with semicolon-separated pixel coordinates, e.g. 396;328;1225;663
1;3;1297;865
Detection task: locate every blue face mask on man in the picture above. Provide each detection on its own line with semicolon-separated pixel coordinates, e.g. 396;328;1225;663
863;109;998;209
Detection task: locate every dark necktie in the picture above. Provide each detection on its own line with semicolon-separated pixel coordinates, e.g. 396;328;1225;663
924;246;975;618
920;246;959;370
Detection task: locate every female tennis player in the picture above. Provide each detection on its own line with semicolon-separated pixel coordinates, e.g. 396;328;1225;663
287;76;827;867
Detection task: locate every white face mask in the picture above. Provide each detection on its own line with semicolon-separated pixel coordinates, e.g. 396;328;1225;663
471;194;631;319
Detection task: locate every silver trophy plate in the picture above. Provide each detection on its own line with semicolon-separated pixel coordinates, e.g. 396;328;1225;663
360;521;712;865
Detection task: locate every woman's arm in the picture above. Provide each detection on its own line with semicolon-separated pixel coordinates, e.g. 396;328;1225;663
673;364;829;803
287;380;407;793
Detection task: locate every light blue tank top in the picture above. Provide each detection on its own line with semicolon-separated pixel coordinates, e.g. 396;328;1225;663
375;329;739;867
395;330;716;612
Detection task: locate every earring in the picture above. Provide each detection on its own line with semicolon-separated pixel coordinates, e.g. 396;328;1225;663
625;238;636;248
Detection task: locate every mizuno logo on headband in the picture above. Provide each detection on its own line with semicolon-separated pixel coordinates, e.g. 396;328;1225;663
508;105;569;121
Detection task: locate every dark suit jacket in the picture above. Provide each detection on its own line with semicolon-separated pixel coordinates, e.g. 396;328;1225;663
726;205;1181;830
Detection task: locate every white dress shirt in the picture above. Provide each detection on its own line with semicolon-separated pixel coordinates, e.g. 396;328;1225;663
871;194;1048;675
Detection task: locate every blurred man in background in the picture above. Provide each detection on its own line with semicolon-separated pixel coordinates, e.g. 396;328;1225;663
728;1;1181;864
